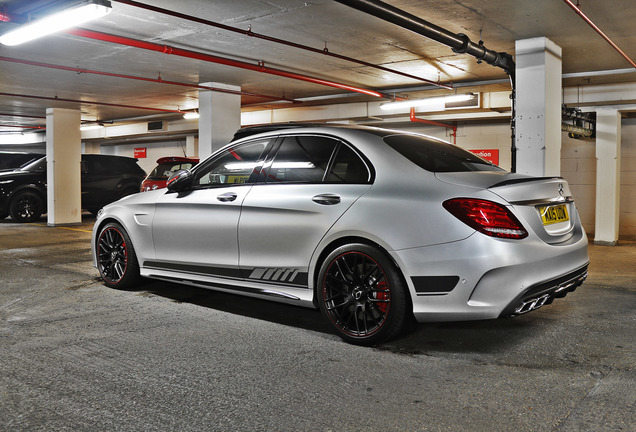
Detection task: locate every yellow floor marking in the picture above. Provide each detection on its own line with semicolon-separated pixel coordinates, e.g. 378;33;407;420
27;223;93;233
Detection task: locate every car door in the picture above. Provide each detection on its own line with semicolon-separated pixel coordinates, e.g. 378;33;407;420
149;139;271;281
238;134;373;287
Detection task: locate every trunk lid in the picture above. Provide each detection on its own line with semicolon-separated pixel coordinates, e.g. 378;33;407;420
436;172;583;244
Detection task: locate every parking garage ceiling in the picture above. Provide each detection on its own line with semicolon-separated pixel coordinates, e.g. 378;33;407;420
1;0;635;131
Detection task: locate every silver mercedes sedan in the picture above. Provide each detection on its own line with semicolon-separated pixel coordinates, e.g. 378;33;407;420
92;125;589;345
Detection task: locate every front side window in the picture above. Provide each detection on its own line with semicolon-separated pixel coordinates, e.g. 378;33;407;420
192;140;269;187
264;135;338;183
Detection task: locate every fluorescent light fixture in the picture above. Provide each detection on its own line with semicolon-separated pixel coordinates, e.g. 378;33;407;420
80;124;104;131
0;0;112;46
380;93;474;111
183;111;200;120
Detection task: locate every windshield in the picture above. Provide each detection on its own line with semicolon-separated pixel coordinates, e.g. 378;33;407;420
0;153;43;170
20;157;47;172
384;134;503;173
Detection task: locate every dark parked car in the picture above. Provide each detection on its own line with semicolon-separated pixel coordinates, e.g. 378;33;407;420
0;154;146;222
0;152;45;170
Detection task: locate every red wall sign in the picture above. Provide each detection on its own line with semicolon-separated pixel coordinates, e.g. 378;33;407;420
469;149;499;165
134;147;147;158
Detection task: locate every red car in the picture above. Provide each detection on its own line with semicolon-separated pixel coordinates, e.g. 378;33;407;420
141;156;199;192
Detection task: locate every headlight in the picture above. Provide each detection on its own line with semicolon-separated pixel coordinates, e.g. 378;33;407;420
97;208;104;219
0;180;14;184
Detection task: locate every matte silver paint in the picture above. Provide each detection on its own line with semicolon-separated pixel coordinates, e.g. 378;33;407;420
92;126;589;321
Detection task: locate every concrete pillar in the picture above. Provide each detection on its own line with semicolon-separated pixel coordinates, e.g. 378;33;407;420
185;135;198;158
46;108;82;226
594;109;621;245
198;82;241;161
515;37;562;176
82;140;101;154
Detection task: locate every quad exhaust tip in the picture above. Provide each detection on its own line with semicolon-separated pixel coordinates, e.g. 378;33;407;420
512;271;588;315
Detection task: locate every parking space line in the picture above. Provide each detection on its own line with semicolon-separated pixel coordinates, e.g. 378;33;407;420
28;223;93;233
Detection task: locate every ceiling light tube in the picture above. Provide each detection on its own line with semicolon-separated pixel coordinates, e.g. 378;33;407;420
0;0;112;46
183;111;199;120
380;93;474;111
80;123;104;131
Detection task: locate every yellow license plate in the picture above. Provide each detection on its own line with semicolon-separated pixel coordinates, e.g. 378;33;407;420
539;204;569;225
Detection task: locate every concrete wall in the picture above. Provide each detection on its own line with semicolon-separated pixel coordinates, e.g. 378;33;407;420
2;119;634;239
620;119;636;240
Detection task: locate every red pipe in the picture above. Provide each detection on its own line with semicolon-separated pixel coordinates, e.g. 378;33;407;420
410;107;457;144
562;0;636;69
0;112;45;119
0;124;45;129
112;0;451;89
66;28;388;99
0;91;185;114
0;56;295;103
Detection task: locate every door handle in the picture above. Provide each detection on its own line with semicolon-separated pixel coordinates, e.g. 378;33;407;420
312;193;341;205
217;192;238;202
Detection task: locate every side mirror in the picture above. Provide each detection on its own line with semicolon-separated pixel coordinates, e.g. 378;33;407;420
166;169;194;192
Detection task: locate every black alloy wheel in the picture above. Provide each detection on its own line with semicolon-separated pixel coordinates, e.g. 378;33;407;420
317;243;409;345
9;191;43;223
97;222;140;289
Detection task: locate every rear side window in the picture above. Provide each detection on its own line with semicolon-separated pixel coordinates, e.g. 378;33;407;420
265;136;338;183
384;134;503;173
325;144;370;183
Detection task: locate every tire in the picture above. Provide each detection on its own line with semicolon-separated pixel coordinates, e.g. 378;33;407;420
96;222;141;289
9;191;44;223
317;243;409;345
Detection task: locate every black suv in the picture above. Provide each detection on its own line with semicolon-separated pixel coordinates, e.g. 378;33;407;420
0;154;146;222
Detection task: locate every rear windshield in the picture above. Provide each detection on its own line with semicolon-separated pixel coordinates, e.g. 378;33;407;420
384;134;503;173
148;161;197;180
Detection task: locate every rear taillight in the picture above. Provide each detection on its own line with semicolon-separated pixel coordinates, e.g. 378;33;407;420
443;198;528;239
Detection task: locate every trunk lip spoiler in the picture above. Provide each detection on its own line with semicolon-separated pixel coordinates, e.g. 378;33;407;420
488;176;564;189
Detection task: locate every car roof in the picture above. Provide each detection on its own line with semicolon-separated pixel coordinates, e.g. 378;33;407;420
232;123;450;146
235;123;423;142
155;156;199;164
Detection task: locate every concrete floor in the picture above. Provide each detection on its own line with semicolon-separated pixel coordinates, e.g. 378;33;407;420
0;216;634;432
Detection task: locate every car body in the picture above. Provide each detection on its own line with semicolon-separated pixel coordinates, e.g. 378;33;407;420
92;125;589;345
0;152;45;171
0;154;146;222
141;156;199;192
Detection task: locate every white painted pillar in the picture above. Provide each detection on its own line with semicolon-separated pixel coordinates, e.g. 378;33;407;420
198;82;241;161
185;135;198;158
46;108;82;226
515;37;562;176
594;109;621;245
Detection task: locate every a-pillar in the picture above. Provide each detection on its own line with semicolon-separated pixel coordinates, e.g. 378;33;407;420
515;37;562;176
198;82;241;161
46;108;82;226
594;109;621;245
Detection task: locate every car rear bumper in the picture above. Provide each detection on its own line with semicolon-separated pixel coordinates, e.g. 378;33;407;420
391;228;589;323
